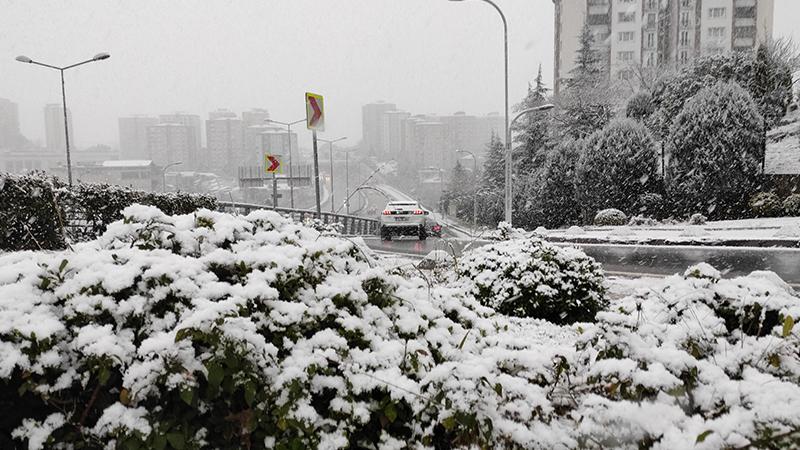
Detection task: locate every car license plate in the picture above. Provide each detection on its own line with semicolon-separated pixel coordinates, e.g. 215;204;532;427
395;217;408;222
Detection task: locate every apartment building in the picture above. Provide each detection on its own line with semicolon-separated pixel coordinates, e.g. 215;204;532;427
553;0;774;93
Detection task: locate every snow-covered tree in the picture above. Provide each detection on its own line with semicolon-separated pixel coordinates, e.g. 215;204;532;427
476;133;506;225
625;91;656;122
555;22;617;139
666;81;765;218
442;160;475;221
651;48;794;135
574;118;659;222
528;139;582;228
514;64;552;175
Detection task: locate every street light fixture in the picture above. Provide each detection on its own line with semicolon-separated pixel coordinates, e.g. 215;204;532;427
15;52;111;186
162;161;183;192
318;137;347;213
447;0;513;225
265;118;305;208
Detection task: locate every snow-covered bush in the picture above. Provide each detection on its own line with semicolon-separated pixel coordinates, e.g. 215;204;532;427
574;264;800;448
455;237;607;325
625;91;655;122
575;118;660;223
689;213;708;225
666;81;764;219
749;192;782;217
593;208;628;226
628;215;658;227
486;221;528;241
0;205;577;449
526;139;582;229
637;192;664;219
783;194;800;216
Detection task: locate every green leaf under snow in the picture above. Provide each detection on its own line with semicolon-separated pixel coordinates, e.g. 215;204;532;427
783;316;795;338
696;429;714;443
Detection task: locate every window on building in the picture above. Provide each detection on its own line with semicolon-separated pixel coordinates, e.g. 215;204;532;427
647;32;655;47
646;0;657;9
709;7;726;18
618;51;635;62
681;0;691;7
619;31;635;42
647;13;657;27
680;12;690;27
680;50;689;63
680;30;689;46
708;27;725;38
618;12;635;22
646;52;655;67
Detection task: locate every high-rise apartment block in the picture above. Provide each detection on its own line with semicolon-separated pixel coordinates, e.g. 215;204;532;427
206;116;244;176
361;101;505;173
0;98;22;149
146;123;198;169
241;109;271;128
44;104;74;151
553;0;774;93
119;116;158;160
159;113;202;148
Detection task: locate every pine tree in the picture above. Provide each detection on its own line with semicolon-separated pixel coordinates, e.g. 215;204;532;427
442;161;474;220
477;133;506;225
514;64;552;175
567;23;603;89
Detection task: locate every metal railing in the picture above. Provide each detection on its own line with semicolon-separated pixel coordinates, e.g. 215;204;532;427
217;201;379;235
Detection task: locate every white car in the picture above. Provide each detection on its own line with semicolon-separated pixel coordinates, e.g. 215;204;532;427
380;201;430;240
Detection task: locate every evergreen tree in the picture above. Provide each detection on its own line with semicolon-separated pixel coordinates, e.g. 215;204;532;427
532;139;583;228
574;118;660;222
567;23;603;89
555;22;617;140
477;133;506;225
514;64;552;174
666;81;764;219
442;161;474;221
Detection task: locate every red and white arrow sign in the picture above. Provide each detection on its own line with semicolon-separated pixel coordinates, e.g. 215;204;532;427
305;92;325;131
265;154;281;173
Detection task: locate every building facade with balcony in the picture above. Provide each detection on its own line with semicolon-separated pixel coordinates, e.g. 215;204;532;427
552;0;774;93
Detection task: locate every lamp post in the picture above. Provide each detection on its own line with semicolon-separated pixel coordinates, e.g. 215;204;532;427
15;53;111;187
455;149;478;235
338;148;358;215
318;137;347;213
265;118;304;208
448;0;511;223
162;161;183;192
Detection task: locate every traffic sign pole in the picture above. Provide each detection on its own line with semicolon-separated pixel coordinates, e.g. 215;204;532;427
312;130;322;216
272;172;278;207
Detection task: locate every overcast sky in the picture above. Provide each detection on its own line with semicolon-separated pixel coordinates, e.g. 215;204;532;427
1;0;798;150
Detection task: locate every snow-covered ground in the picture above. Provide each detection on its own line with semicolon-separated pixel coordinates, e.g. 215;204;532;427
540;216;800;245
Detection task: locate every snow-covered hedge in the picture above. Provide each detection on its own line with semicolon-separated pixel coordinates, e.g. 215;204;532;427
574;263;800;448
689;213;708;225
455;237;607;325
594;208;628;226
0;205;577;449
0;172;217;251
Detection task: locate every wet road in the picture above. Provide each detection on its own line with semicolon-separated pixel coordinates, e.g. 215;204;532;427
363;237;800;286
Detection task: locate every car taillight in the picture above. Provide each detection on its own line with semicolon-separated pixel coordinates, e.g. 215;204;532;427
414;210;424;215
382;210;391;215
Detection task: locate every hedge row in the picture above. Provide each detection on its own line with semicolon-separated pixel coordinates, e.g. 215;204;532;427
0;172;217;251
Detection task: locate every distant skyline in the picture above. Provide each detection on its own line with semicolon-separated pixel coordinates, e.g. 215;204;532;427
1;0;798;150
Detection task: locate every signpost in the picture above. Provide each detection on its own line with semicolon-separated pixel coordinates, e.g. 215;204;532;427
306;92;325;215
265;154;282;207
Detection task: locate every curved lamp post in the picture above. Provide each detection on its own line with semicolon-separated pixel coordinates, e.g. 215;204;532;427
15;53;111;186
318;137;347;213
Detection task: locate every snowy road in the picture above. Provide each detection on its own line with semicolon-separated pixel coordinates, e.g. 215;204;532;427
363;236;800;285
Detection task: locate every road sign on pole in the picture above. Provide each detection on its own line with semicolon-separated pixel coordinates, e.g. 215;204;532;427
265;154;282;174
305;92;324;131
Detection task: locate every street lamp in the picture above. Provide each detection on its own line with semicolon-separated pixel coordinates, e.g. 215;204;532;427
162;161;183;192
455;149;479;235
337;148;359;215
319;137;347;213
447;0;512;223
15;52;111;187
265;118;304;208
